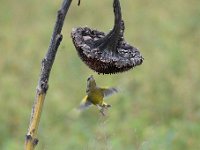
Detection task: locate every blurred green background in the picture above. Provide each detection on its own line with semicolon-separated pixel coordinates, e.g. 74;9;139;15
0;0;200;149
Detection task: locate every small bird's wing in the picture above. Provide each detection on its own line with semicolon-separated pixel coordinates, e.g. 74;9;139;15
100;87;118;98
78;95;92;111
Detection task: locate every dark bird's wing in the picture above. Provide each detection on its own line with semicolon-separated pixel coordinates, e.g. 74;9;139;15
101;88;118;98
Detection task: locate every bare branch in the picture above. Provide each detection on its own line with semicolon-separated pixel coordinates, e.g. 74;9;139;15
25;0;72;149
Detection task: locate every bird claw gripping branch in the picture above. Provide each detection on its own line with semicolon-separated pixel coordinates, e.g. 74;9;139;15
71;0;143;74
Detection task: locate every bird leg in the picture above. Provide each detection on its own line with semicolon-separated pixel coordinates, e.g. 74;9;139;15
96;104;111;116
96;104;105;116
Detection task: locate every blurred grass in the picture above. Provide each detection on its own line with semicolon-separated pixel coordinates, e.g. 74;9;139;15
0;0;200;149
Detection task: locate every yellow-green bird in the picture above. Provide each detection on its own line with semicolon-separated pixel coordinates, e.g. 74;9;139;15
78;75;118;115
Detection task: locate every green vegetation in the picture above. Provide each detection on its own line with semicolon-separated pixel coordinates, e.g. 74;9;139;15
0;0;200;149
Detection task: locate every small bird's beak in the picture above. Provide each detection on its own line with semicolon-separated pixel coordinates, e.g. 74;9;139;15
87;75;93;81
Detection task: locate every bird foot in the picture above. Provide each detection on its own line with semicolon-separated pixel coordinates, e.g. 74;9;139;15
102;104;112;108
97;104;111;116
99;105;111;116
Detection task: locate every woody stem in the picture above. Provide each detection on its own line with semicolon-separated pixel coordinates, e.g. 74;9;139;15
24;0;72;149
94;0;122;52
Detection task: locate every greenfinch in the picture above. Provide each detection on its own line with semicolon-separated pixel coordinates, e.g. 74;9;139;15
78;75;118;115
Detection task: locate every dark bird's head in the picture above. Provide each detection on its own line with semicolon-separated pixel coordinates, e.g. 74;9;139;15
86;75;96;92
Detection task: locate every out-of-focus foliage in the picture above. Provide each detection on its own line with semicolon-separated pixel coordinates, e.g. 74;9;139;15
0;0;200;149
